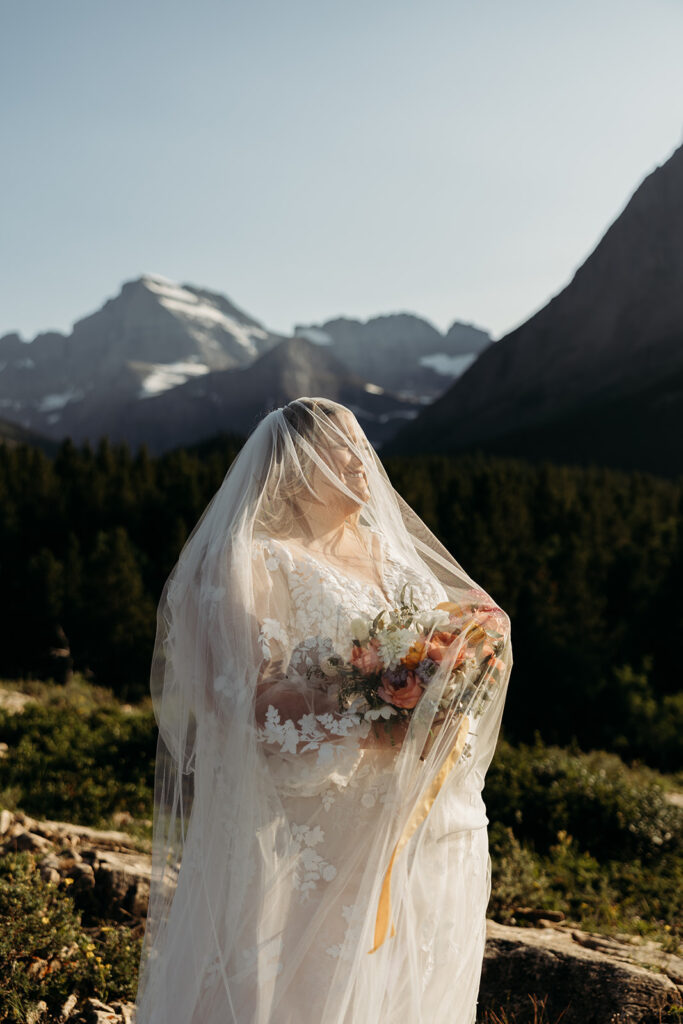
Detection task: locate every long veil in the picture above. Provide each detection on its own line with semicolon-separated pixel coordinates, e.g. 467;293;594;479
135;397;512;1023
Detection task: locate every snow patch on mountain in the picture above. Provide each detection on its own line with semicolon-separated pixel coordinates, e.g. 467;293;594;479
139;361;211;398
296;327;333;346
38;389;85;413
142;276;268;358
419;353;477;377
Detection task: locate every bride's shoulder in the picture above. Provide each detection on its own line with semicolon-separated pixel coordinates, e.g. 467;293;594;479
252;533;295;568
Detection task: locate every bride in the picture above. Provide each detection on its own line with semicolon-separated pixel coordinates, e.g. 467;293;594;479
134;397;512;1023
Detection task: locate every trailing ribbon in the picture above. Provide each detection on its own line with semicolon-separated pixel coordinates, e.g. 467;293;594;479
367;714;470;954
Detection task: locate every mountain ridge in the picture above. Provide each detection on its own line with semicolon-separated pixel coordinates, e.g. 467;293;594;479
0;274;488;450
385;140;683;471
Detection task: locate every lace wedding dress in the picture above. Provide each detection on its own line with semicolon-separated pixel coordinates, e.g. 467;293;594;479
135;398;511;1024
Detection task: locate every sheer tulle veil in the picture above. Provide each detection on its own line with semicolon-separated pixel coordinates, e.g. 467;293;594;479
135;397;512;1024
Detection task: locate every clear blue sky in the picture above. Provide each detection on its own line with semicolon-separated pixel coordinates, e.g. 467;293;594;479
1;0;682;342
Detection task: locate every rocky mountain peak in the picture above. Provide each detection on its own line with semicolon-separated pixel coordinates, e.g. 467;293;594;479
388;140;683;472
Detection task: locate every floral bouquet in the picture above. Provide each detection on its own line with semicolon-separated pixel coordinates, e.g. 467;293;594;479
315;585;508;728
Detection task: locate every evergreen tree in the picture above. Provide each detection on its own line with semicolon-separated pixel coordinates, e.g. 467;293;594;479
80;527;156;698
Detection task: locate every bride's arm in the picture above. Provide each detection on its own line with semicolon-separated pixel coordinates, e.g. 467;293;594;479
250;538;371;752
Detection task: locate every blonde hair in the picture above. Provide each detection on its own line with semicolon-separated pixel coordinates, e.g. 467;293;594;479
255;398;344;538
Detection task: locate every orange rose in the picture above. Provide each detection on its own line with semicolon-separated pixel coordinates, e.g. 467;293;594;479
426;630;463;665
378;671;424;710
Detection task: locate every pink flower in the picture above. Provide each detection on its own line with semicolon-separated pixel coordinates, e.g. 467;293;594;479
351;638;383;674
378;670;424;710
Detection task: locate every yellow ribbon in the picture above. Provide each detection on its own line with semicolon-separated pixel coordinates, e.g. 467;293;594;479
367;714;470;954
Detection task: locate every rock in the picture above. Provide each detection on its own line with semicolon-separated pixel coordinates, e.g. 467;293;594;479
35;819;137;850
110;1002;137;1023
59;993;78;1021
0;810;152;919
26;1000;48;1023
480;920;683;1024
570;928;683;988
2;827;51;853
83;997;118;1023
39;851;70;883
0;688;37;713
95;850;151;919
69;860;96;883
73;996;137;1024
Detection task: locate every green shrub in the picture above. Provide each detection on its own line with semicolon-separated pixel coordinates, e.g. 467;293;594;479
0;851;141;1023
485;739;683;944
485;738;682;861
0;699;155;828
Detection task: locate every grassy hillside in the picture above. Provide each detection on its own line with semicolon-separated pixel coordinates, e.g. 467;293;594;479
0;675;680;1020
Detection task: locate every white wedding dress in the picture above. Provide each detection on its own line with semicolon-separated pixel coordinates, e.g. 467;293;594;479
182;533;492;1023
135;399;511;1024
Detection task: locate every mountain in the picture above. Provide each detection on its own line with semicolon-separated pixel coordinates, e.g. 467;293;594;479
294;313;490;400
0;415;59;455
54;336;419;454
0;275;490;452
385;142;683;473
0;274;286;439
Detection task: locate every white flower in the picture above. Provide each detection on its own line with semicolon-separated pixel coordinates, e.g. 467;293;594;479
417;608;451;631
213;674;231;695
350;617;371;644
364;706;396;721
377;627;416;669
319;655;341;677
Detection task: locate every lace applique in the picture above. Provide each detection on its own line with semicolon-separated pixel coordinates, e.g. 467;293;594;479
290;822;338;901
252;533;448;793
322;788;337;811
240;938;283;982
205;936;284;988
258;617;289;659
257;704;366;758
325;903;365;960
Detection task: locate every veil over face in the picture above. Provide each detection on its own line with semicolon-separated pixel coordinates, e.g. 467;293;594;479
136;397;512;1024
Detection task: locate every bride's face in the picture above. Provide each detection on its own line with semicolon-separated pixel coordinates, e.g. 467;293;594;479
311;412;371;514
